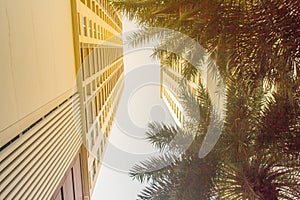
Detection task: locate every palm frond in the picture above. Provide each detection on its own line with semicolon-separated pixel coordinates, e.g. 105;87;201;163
129;152;180;183
146;121;193;153
137;179;175;200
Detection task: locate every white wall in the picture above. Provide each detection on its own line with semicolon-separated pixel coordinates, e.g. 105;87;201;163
0;0;77;146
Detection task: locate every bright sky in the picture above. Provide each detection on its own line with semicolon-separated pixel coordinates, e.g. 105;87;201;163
91;17;176;200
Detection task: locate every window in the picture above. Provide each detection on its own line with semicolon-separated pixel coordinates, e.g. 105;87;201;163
92;1;95;12
88;20;92;37
101;140;104;154
100;48;104;69
84;109;88;132
91;159;96;180
97;92;101;110
87;102;93;126
84;48;90;79
94;96;98;117
89;48;94;75
86;84;91;98
100;10;103;19
91;130;94;147
80;48;85;79
97;149;101;164
96;121;99;137
105;127;108;138
77;14;82;35
93;23;97;39
100;27;103;40
82;16;87;36
92;79;96;92
94;48;99;72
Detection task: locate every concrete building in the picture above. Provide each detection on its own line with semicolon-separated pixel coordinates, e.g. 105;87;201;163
0;0;123;199
75;0;124;196
160;54;200;127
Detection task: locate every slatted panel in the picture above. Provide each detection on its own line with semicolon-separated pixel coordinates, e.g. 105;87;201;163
0;94;83;200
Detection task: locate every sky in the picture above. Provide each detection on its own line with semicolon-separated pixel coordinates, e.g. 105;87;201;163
91;18;176;200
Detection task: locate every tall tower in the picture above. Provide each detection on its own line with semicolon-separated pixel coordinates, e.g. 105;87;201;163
0;0;124;199
160;54;201;127
73;0;124;196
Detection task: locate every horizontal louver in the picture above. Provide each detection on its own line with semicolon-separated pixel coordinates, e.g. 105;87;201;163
0;94;83;200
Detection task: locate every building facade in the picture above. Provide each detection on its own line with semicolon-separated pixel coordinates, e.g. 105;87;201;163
75;0;124;195
160;54;200;127
0;0;123;199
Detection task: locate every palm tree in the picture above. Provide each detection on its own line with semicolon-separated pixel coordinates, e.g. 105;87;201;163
110;0;300;199
130;128;221;200
129;86;222;200
130;78;299;199
111;0;299;86
214;78;300;199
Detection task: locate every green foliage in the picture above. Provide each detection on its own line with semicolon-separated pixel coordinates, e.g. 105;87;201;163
110;0;300;199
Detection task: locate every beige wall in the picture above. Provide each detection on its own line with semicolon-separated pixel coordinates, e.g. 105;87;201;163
0;0;77;146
